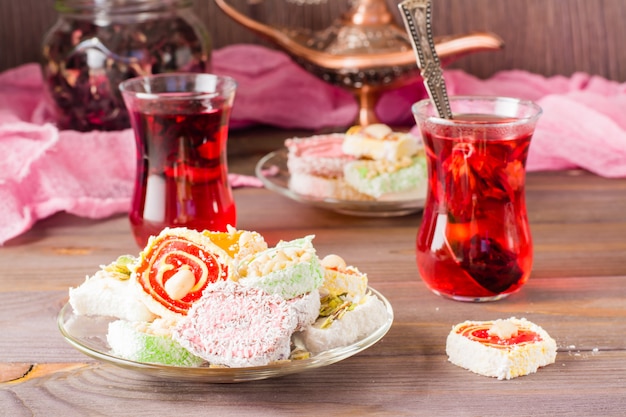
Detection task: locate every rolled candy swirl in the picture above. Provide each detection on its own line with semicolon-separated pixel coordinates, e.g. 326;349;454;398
454;319;543;349
133;227;234;319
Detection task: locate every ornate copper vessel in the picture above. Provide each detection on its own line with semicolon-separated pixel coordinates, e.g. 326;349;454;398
214;0;504;125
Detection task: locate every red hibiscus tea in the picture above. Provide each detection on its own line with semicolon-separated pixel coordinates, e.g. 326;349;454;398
412;97;542;301
120;74;237;247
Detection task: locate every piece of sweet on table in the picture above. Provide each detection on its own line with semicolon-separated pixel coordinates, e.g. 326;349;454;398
445;317;558;380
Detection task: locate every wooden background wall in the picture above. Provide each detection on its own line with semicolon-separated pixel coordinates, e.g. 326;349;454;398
2;0;626;81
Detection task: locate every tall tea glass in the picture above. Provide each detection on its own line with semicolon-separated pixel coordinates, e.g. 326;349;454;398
120;74;237;247
412;96;542;301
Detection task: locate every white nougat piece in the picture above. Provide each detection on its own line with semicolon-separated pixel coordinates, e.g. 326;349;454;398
301;294;388;353
69;270;156;322
446;317;557;380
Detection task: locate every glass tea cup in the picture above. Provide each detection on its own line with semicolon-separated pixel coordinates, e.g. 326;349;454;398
412;96;542;301
120;73;237;247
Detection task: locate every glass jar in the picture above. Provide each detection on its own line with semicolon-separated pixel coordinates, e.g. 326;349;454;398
41;0;211;131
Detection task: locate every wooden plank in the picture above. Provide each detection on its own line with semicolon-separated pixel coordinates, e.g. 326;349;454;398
2;351;626;416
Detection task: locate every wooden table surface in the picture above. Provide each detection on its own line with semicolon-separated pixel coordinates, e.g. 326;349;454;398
1;129;626;416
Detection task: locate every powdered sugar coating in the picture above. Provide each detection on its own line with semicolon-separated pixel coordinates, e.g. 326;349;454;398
173;281;297;367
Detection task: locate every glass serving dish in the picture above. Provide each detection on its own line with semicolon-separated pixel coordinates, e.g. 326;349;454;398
58;287;393;383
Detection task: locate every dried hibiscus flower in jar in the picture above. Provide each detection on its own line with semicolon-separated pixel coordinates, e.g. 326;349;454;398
41;0;211;131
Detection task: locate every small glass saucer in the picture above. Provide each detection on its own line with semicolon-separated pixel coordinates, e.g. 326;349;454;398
256;148;425;217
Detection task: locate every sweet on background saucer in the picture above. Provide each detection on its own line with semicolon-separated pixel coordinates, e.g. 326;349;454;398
285;124;427;202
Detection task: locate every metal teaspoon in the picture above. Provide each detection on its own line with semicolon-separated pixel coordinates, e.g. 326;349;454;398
398;0;453;119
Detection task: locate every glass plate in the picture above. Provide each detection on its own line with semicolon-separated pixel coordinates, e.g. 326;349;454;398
255;148;425;217
58;287;393;383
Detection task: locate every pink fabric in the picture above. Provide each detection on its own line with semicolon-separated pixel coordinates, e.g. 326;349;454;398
212;45;357;129
1;44;626;244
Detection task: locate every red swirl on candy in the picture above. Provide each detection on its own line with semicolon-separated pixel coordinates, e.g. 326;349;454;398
456;322;542;349
135;229;231;316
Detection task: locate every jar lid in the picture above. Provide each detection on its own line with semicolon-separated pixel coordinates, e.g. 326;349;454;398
55;0;194;15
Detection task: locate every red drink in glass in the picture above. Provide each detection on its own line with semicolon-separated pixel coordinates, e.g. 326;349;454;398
412;97;542;301
120;74;237;247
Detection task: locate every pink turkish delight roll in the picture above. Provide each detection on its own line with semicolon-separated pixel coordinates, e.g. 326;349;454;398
173;280;298;367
